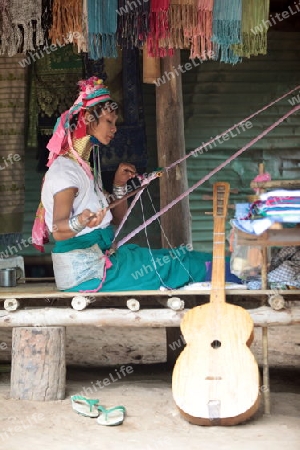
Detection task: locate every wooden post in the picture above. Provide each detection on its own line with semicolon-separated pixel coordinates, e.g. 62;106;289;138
10;326;66;401
156;50;192;248
256;163;271;415
156;50;191;367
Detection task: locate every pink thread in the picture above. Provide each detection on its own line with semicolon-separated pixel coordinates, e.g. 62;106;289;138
79;252;113;293
116;103;300;248
252;173;271;193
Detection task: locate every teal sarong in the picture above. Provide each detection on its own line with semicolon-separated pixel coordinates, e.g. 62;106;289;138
53;227;211;292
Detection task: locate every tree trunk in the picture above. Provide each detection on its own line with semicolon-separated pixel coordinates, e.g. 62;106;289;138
10;326;66;401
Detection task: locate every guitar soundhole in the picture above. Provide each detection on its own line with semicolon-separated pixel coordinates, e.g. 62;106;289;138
211;340;221;349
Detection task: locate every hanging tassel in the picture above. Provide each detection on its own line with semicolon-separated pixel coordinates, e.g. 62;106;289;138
0;0;12;55
87;0;118;59
211;0;242;64
0;0;44;56
167;0;197;50
232;0;270;59
147;0;173;57
117;0;150;50
49;0;84;52
190;0;215;61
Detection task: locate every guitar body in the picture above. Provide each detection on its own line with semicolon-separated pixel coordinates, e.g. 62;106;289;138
172;182;260;425
172;302;260;425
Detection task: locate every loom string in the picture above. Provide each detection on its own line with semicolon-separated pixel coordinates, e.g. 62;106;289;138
113;171;163;242
145;188;195;283
166;84;300;172
113;85;300;240
138;195;172;289
116;103;300;249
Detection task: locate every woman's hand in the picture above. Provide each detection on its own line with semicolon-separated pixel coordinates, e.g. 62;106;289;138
113;162;137;186
79;208;108;229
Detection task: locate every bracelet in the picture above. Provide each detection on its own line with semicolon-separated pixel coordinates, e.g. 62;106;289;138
112;184;127;199
68;215;86;234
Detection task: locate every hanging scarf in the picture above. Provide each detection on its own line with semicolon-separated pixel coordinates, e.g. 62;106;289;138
190;0;215;60
117;0;150;50
49;0;86;53
0;0;44;56
32;77;114;252
147;0;173;57
0;0;12;55
166;0;197;50
232;0;270;59
87;0;118;59
211;0;242;64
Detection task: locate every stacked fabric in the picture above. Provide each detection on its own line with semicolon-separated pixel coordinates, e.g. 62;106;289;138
232;189;300;236
255;189;300;222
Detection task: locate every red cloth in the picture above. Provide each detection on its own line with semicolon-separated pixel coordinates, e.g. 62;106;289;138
147;0;173;57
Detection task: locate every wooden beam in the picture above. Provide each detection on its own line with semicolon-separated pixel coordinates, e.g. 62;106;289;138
156;50;192;247
236;228;300;247
0;306;299;328
250;180;300;190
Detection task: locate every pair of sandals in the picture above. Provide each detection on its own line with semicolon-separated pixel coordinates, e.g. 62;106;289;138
71;395;126;426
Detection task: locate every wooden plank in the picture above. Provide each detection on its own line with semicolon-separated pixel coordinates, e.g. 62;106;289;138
236;228;300;247
0;283;299;299
250;180;300;190
0;305;299;328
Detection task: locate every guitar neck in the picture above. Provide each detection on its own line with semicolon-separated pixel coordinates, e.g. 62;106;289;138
210;182;230;304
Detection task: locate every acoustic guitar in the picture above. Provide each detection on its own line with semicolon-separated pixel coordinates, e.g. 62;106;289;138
172;182;260;425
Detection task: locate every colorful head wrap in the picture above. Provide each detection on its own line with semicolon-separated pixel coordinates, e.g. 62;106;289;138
46;76;113;179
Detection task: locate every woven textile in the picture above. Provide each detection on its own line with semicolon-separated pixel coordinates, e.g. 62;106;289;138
190;0;215;60
117;0;150;50
232;0;270;58
167;0;197;50
49;0;87;53
147;0;173;57
0;0;44;56
27;45;83;171
0;56;27;245
211;0;242;64
87;0;118;59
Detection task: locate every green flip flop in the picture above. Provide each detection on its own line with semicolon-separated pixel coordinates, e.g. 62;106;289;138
96;405;126;426
71;395;100;418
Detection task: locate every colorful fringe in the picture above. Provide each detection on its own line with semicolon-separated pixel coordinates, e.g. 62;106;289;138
87;0;118;59
166;0;197;50
190;0;215;60
232;0;270;58
49;0;85;52
147;0;173;57
117;0;150;50
211;0;242;64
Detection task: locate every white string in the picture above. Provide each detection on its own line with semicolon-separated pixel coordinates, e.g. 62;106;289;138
139;194;171;290
145;189;195;283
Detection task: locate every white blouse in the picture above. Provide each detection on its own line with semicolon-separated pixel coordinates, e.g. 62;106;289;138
41;157;113;235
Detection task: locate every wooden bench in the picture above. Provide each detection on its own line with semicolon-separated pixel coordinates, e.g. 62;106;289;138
0;282;299;411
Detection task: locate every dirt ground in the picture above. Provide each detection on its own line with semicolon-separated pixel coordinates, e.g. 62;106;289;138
0;364;299;450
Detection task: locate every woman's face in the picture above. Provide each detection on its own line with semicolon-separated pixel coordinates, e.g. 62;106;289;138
88;109;118;145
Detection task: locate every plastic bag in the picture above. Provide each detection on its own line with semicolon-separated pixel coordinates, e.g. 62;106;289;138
229;227;266;279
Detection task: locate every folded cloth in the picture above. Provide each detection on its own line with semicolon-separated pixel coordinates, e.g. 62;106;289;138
231;218;275;235
260;189;300;200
